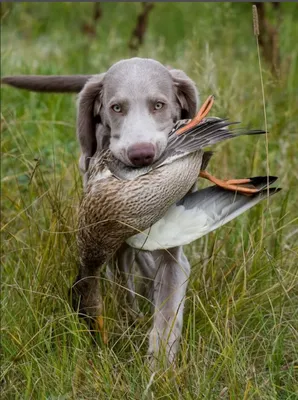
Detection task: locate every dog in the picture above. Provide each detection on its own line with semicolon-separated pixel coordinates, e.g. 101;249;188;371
2;57;200;366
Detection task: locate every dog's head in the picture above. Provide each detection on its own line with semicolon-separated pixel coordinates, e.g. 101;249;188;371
77;58;199;173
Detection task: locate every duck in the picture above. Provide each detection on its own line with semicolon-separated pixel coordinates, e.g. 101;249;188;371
74;95;280;340
78;95;279;257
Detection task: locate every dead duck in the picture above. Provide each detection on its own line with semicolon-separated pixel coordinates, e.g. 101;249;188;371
73;96;280;341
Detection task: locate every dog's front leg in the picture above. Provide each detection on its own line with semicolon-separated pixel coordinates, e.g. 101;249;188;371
114;243;143;318
148;246;191;368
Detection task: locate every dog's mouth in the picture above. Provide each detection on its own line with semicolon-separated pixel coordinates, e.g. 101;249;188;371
113;139;168;169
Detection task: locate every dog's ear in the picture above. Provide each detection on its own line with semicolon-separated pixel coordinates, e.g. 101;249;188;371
169;69;199;119
77;73;105;174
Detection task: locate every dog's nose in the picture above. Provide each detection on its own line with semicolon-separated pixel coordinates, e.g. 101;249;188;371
127;143;155;167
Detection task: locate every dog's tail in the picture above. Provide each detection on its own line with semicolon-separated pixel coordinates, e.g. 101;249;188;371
1;75;92;93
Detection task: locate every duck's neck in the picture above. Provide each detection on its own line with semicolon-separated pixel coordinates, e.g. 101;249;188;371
79;253;108;276
78;243;120;278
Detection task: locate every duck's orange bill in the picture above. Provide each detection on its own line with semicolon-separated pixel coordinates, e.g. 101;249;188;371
176;94;215;135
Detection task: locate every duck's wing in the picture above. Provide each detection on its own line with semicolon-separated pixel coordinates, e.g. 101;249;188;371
153;118;266;168
105;119;265;180
126;176;280;251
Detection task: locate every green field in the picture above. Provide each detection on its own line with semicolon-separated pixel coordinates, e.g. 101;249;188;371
1;3;297;399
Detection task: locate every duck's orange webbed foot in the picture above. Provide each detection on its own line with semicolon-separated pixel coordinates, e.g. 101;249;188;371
176;95;215;135
93;315;108;344
199;170;260;195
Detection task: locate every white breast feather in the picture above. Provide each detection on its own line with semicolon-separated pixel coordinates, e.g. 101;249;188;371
126;204;213;251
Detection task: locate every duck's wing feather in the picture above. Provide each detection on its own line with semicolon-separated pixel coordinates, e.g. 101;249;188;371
126;176;280;251
153;119;266;168
104;119;265;180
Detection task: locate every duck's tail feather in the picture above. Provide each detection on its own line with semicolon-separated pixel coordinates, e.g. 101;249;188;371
177;176;280;241
154;118;266;167
127;176;280;251
1;75;92;92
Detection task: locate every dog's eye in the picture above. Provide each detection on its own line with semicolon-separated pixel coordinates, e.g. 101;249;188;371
154;102;164;111
111;104;122;113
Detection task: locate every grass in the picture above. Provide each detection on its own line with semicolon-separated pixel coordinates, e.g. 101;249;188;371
1;3;298;399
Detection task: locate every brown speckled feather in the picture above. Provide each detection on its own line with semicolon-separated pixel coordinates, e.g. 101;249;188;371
78;118;265;267
78;151;203;266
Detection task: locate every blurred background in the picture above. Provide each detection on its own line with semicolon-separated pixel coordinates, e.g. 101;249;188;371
1;2;297;77
1;3;298;399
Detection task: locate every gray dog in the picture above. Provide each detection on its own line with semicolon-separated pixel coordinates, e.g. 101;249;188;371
2;58;200;366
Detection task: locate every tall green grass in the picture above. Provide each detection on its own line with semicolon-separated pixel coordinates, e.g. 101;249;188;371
1;3;297;399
